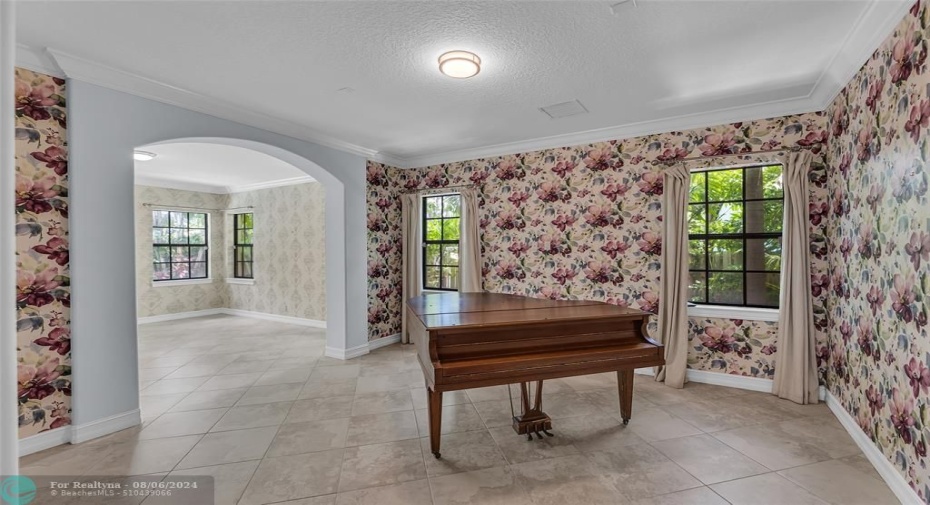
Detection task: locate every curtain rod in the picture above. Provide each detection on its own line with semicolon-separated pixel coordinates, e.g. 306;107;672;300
142;203;254;212
401;183;477;194
650;144;814;166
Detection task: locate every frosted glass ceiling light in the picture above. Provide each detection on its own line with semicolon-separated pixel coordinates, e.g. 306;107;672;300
438;50;481;79
133;150;157;162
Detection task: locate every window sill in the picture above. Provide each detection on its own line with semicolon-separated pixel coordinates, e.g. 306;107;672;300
152;279;213;288
687;305;779;322
225;278;256;285
421;289;457;294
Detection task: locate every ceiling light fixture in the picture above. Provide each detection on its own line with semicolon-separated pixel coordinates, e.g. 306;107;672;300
438;50;481;79
133;150;157;162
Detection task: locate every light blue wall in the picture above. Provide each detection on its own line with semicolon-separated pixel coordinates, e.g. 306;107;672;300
67;80;367;426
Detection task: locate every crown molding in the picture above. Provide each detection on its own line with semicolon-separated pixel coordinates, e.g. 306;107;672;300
135;174;229;194
24;0;911;171
43;48;381;160
226;175;315;194
809;0;913;111
15;44;64;77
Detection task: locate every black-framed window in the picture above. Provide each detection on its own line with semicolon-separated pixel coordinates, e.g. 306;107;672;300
688;164;783;308
233;213;254;279
422;194;461;291
152;211;209;281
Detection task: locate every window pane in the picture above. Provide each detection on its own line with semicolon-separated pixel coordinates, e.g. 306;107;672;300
763;165;783;198
153;246;170;263
442;218;461;241
442;266;459;290
707;169;742;202
189;213;206;229
189;229;206;245
153;263;170;280
153;211;169;227
171;246;190;262
170;212;188;228
190;262;207;278
426;197;442;218
190;246;208;262
689;172;706;203
708;239;743;270
708;272;743;304
442;245;460;266
426;220;442;241
425;244;440;265
241;246;251;262
237;230;246;244
442;196;461;217
242;262;253;278
689;240;706;270
747;272;780;307
171;263;191;280
689;272;706;303
152;228;169;244
243;213;253;228
744;200;783;234
688;205;706;235
244;229;254;244
746;238;781;271
425;266;441;289
707;202;742;234
169;228;189;245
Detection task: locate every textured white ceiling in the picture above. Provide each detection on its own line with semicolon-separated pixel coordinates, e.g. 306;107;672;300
16;1;908;166
134;143;311;193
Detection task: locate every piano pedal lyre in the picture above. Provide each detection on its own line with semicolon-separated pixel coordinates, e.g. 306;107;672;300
511;381;554;441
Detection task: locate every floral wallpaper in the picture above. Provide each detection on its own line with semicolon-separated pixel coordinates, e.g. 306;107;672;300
134;183;326;321
15;68;71;439
134;186;229;318
824;1;930;499
688;317;778;378
366;112;830;383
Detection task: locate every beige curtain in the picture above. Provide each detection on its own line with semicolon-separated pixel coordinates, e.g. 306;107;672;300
459;188;482;292
655;164;690;388
773;151;819;404
401;193;422;344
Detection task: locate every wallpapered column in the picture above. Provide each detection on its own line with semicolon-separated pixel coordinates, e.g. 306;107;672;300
14;68;72;438
825;1;930;499
366;112;831;383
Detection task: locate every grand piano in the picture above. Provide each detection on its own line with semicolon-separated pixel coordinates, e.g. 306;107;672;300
406;292;665;458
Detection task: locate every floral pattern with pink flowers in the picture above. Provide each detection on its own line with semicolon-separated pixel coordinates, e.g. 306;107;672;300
367;113;831;387
15;68;71;438
824;2;930;499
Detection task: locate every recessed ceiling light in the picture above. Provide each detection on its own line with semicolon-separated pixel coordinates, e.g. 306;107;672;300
438;50;481;79
133;150;157;162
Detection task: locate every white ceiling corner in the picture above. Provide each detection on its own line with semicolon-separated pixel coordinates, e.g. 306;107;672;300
15;1;913;170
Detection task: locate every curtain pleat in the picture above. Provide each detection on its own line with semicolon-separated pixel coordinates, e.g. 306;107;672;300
400;193;421;344
655;164;690;388
459;188;483;293
772;151;819;404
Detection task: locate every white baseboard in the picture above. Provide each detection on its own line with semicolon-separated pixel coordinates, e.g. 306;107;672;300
19;409;142;455
369;333;401;350
325;342;369;360
71;409;142;444
138;308;326;328
19;427;72;456
635;367;826;400
825;391;922;505
137;308;224;324
219;308;326;328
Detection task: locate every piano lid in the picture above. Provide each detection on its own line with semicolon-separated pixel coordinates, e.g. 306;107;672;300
407;292;650;330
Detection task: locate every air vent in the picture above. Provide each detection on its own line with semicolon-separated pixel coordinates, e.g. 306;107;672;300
539;100;589;119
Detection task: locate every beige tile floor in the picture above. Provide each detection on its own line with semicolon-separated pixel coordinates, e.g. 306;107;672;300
21;315;899;505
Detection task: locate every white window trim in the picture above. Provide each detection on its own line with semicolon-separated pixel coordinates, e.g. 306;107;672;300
225;277;255;285
152;278;213;288
687;304;779;322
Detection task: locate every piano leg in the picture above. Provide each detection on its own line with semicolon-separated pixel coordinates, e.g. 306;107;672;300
427;386;443;458
618;369;634;425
